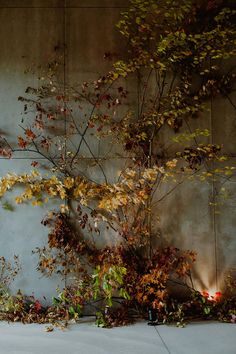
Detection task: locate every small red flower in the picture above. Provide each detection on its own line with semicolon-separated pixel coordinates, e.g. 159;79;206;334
34;300;42;313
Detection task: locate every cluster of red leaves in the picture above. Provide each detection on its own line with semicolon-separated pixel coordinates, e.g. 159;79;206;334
0;292;74;326
123;247;196;312
1;214;234;327
36;213;196;318
175;289;236;324
18;136;28;149
41;212;94;255
17;128;37;149
0;293;43;323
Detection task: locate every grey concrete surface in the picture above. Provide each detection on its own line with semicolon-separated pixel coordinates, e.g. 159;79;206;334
0;320;235;354
0;0;129;8
0;159;63;299
157;179;216;292
157;321;236;354
212;92;236;155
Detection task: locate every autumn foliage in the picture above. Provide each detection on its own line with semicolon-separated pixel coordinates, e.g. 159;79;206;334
0;0;235;327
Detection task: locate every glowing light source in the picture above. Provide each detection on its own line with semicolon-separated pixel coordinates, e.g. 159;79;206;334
201;289;222;301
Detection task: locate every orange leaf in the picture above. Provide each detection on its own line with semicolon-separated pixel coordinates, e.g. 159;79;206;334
31;161;39;167
18;136;28;149
25;129;36;140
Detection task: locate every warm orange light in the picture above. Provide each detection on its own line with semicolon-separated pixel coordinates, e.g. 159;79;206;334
201;290;209;299
201;290;222;301
213;291;222;301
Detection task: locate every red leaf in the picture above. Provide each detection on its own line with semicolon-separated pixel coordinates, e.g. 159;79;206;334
31;161;39;167
34;300;42;313
18;136;28;149
25;129;36;140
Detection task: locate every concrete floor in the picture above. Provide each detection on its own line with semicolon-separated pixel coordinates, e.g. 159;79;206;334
0;319;235;354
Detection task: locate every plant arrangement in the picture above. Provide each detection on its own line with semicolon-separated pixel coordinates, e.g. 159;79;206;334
0;0;235;328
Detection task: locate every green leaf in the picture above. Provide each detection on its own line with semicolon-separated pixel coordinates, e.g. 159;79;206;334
2;201;14;212
69;306;76;316
77;304;82;314
204;307;211;315
52;296;61;305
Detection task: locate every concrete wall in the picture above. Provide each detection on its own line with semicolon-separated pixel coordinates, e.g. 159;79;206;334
0;0;235;300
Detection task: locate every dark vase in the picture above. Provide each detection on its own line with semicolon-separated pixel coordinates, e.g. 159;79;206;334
147;308;158;325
